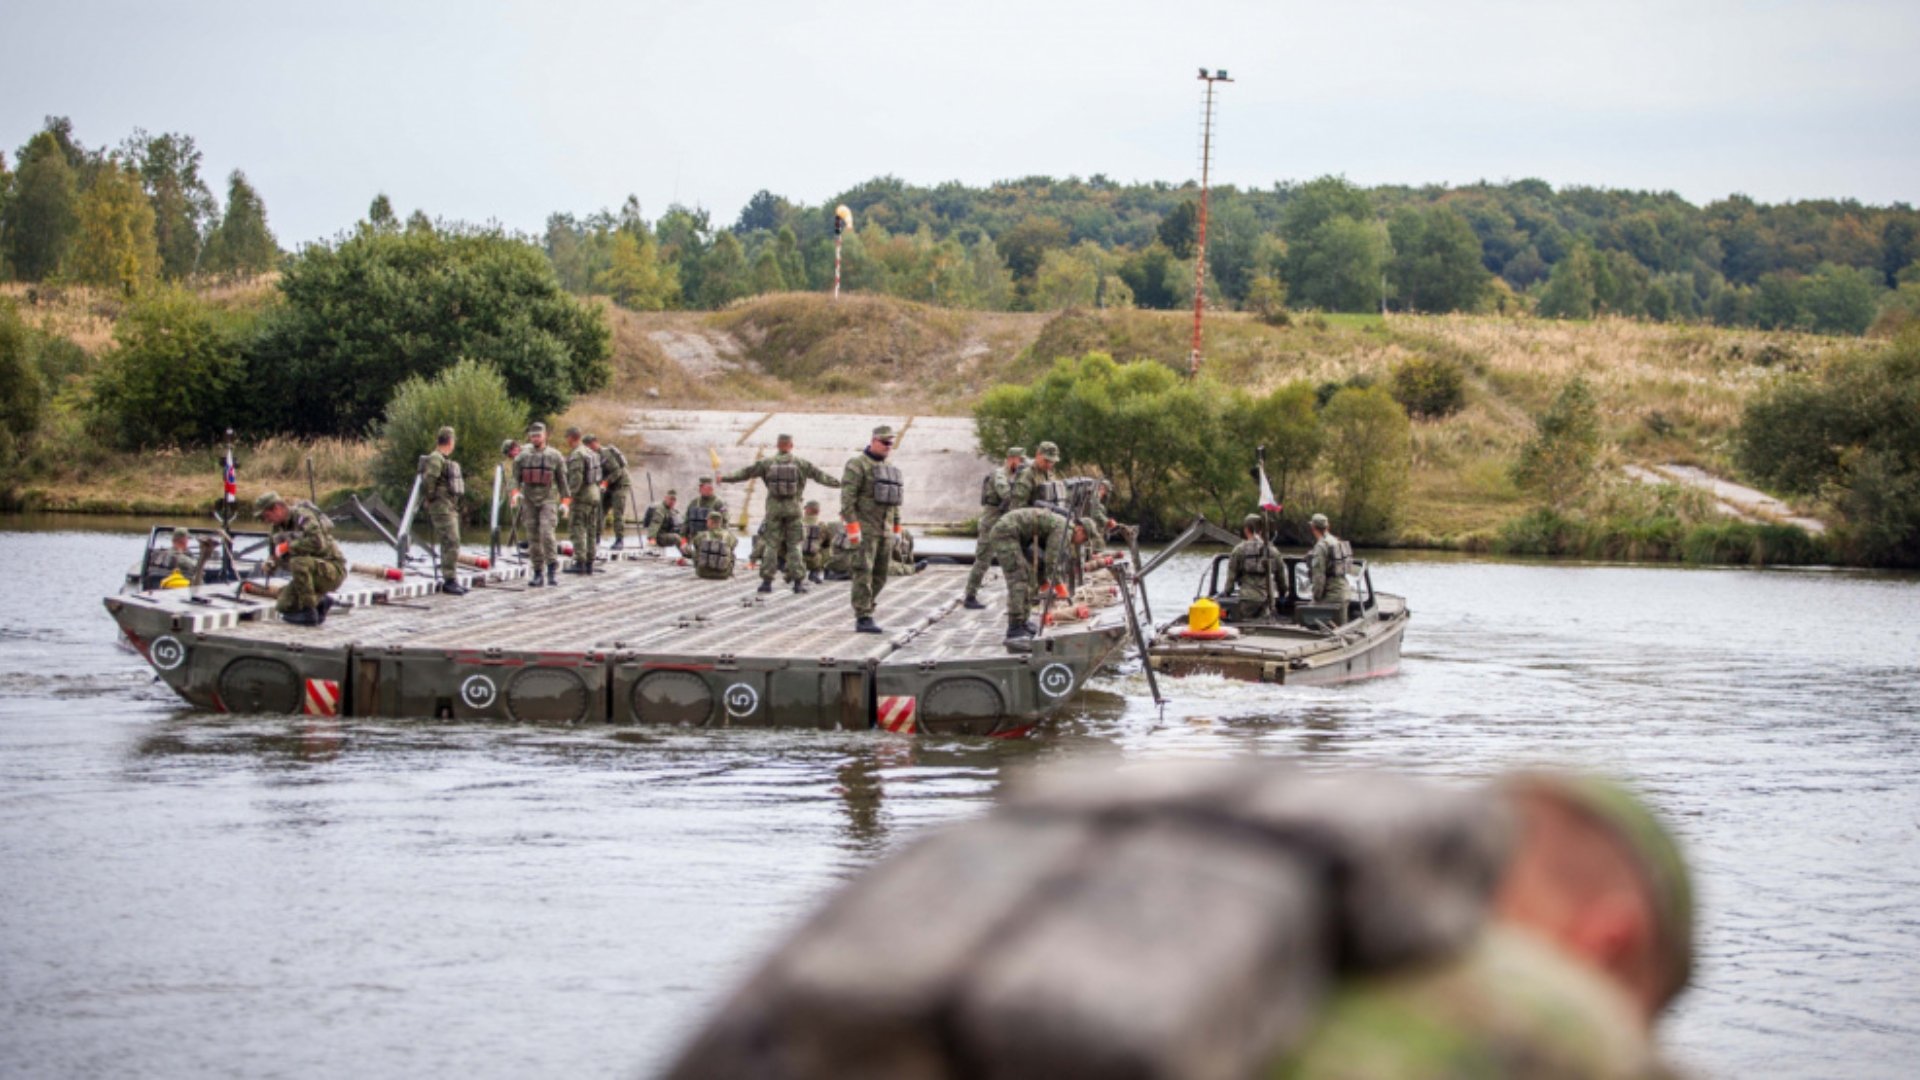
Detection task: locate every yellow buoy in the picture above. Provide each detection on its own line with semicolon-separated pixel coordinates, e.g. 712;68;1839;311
159;571;191;590
1188;596;1222;633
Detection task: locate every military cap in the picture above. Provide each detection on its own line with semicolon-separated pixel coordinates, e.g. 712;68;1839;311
1243;513;1264;531
584;433;600;445
1036;440;1061;459
665;488;679;498
1310;512;1330;528
697;476;715;486
500;438;518;455
872;424;896;441
1077;516;1102;539
565;426;582;439
252;491;284;517
1503;772;1694;1005
804;500;820;511
434;425;454;442
777;432;794;443
526;422;547;436
1007;446;1027;458
171;527;191;542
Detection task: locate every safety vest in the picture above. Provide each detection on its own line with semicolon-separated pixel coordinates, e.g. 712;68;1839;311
1333;539;1354;578
601;446;628;482
685;505;711;534
872;464;904;507
518;453;556;488
766;460;802;498
803;522;822;555
980;471;1005;507
695;533;734;573
1235;543;1274;580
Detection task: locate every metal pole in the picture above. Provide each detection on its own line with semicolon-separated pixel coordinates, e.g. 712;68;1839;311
1189;69;1232;379
833;233;843;299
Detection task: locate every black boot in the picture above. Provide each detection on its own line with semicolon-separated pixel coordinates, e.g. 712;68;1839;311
528;571;544;588
1005;620;1035;641
792;579;809;594
855;616;883;634
808;570;823;584
317;596;335;623
963;595;987;610
610;537;625;551
757;579;774;594
547;562;561;585
282;608;321;626
442;578;469;596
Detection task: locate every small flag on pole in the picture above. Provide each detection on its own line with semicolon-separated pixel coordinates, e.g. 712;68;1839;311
1257;461;1282;514
223;448;238;505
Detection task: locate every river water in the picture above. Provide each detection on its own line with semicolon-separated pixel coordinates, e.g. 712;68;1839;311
1;517;1916;1078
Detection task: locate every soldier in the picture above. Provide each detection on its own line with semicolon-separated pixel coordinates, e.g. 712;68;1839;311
501;438;526;557
562;427;603;574
840;424;906;633
889;526;918;576
684;477;727;540
689;504;738;580
1009;440;1066;509
586;433;635;550
800;500;828;583
664;762;1695;1080
1307;511;1353;611
643;489;683;549
721;432;842;595
254;491;347;626
1222;513;1281;620
155;528;216;588
987;508;1089;641
421;426;468;596
963;445;1025;610
513;422;570;587
820;518;853;580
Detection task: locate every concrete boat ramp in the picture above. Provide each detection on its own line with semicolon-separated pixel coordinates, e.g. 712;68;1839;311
622;409;993;529
105;549;1129;736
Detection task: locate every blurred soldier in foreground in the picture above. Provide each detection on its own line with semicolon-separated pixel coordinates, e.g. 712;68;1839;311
1223;513;1280;620
563;427;602;574
964;445;1024;610
254;491;347;626
422;426;467;595
840;425;905;633
689;503;737;580
156;527;216;588
1307;511;1352;610
722;432;840;595
513;422;569;587
643;488;683;549
665;761;1692;1080
587;433;634;550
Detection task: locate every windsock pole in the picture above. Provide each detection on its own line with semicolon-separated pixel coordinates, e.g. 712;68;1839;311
831;205;853;299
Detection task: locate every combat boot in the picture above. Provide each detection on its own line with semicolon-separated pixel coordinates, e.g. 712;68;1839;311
1004;620;1035;641
855;616;883;634
610;537;625;551
808;570;823;584
792;580;809;595
528;570;544;588
442;578;469;595
757;579;774;594
963;595;987;610
282;608;321;626
547;562;561;585
317;596;335;622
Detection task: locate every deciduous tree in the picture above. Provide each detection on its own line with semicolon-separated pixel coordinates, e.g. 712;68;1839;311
70;161;159;293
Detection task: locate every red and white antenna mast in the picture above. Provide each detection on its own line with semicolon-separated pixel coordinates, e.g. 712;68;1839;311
1189;67;1232;379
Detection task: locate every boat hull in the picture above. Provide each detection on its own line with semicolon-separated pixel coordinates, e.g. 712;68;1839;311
1148;595;1410;686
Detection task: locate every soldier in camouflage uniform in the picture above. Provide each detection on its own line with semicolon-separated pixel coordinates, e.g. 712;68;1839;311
421;426;468;595
513;422;570;587
1223;513;1281;620
562;428;603;574
254;491;347;625
964;445;1025;609
840;425;905;633
643;489;683;549
156;528;216;587
1307;511;1353;612
586;433;634;550
987;508;1089;640
689;510;738;581
666;763;1693;1080
683;477;728;543
722;432;841;595
889;526;918;576
820;519;852;579
800;500;828;582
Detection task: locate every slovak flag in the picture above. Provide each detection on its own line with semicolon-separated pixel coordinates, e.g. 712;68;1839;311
222;449;238;505
1257;461;1282;514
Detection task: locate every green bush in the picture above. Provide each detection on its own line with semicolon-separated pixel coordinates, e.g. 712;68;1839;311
372;360;529;519
1388;352;1467;418
0;300;46;467
89;286;251;450
1513;377;1601;509
1319;385;1411;541
251;225;609;436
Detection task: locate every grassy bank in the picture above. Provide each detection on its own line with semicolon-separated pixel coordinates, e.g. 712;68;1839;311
3;284;1858;562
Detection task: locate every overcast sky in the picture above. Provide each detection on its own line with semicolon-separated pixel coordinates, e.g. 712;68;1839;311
4;0;1916;246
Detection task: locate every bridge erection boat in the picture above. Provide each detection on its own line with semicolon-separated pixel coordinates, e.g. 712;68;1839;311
104;549;1130;737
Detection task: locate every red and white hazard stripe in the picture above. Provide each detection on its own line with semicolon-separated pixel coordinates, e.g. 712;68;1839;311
876;695;917;735
303;678;341;717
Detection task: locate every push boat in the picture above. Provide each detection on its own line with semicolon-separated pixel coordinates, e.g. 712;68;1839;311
1144;518;1410;685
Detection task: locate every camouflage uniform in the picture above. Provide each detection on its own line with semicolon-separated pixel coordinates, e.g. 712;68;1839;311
722;446;840;586
840;433;905;621
684;486;728;539
596;441;634;545
266;499;346;616
821;521;853;577
965;453;1021;602
890;528;917;576
1224;521;1281;620
643;497;683;548
987;507;1072;619
158;530;214;587
800;505;827;577
513;437;570;575
422;445;464;579
690;524;739;581
1308;519;1353;607
565;440;603;569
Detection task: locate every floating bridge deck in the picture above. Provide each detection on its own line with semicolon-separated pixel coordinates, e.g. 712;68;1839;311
107;550;1130;736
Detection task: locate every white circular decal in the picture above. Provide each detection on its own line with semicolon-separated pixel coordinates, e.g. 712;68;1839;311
149;635;187;672
1037;662;1075;698
460;674;498;709
724;682;760;717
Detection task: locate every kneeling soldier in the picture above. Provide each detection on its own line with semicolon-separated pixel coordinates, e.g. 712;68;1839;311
690;505;737;580
644;489;683;549
255;491;347;626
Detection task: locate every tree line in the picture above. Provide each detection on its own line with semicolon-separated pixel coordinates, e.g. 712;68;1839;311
0;117;278;289
548;174;1920;336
